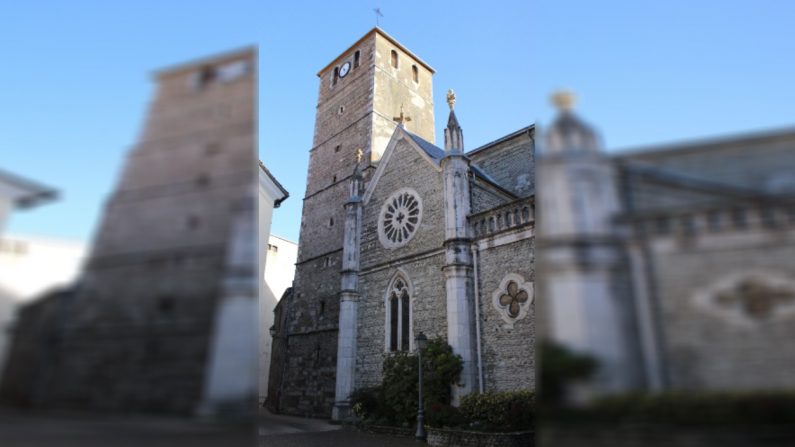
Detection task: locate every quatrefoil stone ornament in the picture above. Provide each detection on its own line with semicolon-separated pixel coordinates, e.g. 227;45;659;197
492;273;533;328
693;271;795;326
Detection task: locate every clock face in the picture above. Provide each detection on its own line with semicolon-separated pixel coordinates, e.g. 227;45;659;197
339;61;351;78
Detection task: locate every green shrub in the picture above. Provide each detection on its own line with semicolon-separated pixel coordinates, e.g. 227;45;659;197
350;337;462;426
349;386;386;421
591;391;795;426
382;337;463;425
538;340;597;404
381;351;419;425
460;390;535;431
426;403;467;428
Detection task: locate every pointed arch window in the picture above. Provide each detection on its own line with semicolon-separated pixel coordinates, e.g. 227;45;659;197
386;273;411;352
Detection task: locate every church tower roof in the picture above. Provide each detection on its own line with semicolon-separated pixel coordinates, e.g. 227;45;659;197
316;27;435;77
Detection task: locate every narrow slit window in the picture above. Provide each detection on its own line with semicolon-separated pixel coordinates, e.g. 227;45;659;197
390;50;398;68
412;65;419;83
400;292;410;351
333;67;339;86
389;297;398;351
354;50;360;68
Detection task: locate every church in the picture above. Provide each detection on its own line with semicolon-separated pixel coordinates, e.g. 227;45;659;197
267;28;535;419
538;91;795;398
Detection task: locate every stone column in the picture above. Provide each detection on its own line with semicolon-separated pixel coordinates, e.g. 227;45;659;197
442;160;477;403
441;100;478;401
332;167;364;421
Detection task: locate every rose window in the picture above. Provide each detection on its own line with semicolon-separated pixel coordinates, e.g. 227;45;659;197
378;188;422;248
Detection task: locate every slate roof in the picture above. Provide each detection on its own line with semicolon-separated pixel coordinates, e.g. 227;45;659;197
259;161;289;207
467;124;534;157
404;131;516;198
0;168;58;208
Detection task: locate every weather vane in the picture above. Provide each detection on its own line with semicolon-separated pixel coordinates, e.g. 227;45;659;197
373;8;383;27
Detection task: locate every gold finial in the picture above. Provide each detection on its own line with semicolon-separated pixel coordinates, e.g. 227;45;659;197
551;90;576;111
446;89;456;110
393;104;412;125
356;148;364;163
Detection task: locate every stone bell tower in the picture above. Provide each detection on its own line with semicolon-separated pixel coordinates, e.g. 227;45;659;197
278;28;435;416
44;48;258;414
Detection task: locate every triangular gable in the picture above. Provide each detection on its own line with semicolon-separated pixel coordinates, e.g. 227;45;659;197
363;126;442;205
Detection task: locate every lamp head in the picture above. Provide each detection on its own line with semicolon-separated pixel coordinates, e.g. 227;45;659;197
416;332;428;349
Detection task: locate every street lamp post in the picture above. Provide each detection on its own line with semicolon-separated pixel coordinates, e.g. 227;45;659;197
415;332;428;441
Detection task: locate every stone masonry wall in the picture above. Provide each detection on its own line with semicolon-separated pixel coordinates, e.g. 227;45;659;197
469;129;534;198
279;36;377;417
371;32;435;160
357;135;447;387
360;137;445;269
36;49;257;414
357;252;448;387
648;226;795;390
476;234;535;392
280;30;439;418
471;180;511;214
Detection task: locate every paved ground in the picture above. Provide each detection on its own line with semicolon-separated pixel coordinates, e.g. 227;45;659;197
259;409;422;446
0;407;422;447
260;430;424;447
0;408;253;447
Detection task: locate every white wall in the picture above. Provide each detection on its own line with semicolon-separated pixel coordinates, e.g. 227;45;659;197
0;235;87;300
256;165;292;406
0;234;87;382
259;234;297;404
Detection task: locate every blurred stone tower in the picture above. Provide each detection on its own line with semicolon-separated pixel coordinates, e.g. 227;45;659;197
275;28;435;416
45;48;258;414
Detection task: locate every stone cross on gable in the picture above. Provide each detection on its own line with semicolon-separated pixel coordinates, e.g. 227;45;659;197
393;104;412;126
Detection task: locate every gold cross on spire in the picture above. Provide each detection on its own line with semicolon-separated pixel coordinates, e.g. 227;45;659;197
446;89;456;110
355;148;364;163
393;104;412;125
551;90;577;112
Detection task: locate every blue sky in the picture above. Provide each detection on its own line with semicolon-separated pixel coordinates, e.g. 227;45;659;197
2;1;794;244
